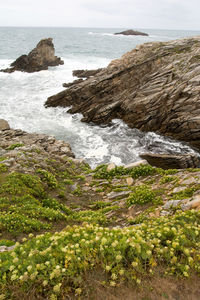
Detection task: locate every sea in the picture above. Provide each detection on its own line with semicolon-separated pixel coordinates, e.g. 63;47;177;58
0;27;200;167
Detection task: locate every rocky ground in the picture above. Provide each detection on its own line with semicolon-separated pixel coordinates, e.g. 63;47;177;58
0;120;200;299
45;36;200;151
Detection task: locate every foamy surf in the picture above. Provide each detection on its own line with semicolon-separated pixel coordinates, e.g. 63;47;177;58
1;26;199;167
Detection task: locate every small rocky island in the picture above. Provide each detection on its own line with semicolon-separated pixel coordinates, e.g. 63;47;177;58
115;29;148;36
0;38;64;73
45;36;200;151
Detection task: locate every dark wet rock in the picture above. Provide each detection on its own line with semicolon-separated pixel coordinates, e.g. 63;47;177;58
140;153;200;169
72;68;104;78
1;38;64;73
45;36;200;151
114;29;148;36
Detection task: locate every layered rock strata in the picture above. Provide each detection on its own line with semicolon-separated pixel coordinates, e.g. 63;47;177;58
72;68;103;78
1;38;64;73
140;153;200;169
45;36;200;150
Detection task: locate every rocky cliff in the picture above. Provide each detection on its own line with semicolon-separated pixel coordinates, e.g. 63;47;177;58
45;36;200;150
1;38;64;73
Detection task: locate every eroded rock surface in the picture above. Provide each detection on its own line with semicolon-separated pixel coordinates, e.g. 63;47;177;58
140;153;200;169
1;38;64;73
72;68;104;78
115;29;148;36
0;119;10;131
45;36;200;150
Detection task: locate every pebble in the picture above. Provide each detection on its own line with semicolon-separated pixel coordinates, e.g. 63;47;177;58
107;191;130;200
107;162;116;171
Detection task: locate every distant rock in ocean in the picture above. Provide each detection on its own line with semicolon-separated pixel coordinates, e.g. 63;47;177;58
114;29;148;36
0;38;64;73
45;36;200;151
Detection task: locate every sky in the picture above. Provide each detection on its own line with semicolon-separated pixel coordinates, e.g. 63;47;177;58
0;0;200;30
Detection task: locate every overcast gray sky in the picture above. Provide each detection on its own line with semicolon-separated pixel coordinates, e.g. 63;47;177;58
0;0;200;30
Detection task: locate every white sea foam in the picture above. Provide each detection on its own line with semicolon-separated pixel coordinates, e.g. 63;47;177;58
0;53;197;167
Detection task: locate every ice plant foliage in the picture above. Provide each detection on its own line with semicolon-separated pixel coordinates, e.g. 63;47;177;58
1;210;200;299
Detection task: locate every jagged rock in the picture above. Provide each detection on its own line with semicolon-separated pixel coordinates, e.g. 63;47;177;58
72;68;103;78
0;122;75;168
126;177;134;186
45;37;200;151
107;191;130;200
140;153;200;169
0;119;10;131
107;162;116;171
187;197;200;209
124;160;148;169
114;29;148;36
163;200;186;210
63;79;84;88
181;177;197;185
1;38;64;73
172;186;187;193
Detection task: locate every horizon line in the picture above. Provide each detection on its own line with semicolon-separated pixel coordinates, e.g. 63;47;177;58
0;25;200;32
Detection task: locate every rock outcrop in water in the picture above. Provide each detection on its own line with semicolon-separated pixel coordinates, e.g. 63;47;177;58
115;29;148;36
0;38;64;73
140;153;200;169
45;36;200;150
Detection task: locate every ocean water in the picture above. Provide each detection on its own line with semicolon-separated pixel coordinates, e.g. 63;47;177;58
0;27;200;167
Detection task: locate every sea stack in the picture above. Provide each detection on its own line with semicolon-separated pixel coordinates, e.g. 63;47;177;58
0;38;64;73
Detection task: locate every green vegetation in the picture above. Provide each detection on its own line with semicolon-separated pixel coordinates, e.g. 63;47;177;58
0;164;8;173
127;185;161;206
6;143;24;150
1;144;200;299
93;164;179;181
160;175;178;184
36;169;58;188
171;186;198;200
0;157;7;162
93;164;157;180
1;210;200;299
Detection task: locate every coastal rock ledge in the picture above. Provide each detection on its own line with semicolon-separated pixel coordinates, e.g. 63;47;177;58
45;36;200;150
1;38;64;73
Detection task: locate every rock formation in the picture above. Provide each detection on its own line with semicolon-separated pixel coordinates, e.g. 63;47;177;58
115;29;148;36
45;36;200;151
0;119;10;131
63;79;84;88
140;153;200;169
72;68;104;78
1;38;64;73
